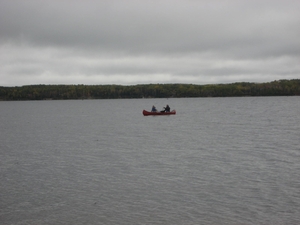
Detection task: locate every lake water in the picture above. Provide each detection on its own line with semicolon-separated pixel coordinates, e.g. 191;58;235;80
1;97;300;225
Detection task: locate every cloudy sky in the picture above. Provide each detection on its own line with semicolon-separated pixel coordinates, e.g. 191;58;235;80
1;0;299;86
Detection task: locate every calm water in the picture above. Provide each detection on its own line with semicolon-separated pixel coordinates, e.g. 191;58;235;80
1;97;300;225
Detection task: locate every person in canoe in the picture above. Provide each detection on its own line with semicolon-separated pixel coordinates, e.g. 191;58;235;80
151;105;157;112
161;104;170;112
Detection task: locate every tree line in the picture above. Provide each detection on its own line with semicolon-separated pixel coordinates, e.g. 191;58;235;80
0;79;299;100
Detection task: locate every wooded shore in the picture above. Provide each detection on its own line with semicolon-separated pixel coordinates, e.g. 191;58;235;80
0;79;299;100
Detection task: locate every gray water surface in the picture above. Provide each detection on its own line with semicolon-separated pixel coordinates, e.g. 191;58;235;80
1;97;300;224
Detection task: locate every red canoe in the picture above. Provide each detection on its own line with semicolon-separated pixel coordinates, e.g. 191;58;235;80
143;110;176;116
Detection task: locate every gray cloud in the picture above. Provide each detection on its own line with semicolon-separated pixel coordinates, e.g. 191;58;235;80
1;0;299;86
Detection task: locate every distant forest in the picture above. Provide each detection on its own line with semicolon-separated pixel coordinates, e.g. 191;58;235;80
0;79;299;100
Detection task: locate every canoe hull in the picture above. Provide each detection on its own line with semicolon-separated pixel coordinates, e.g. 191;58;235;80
143;110;176;116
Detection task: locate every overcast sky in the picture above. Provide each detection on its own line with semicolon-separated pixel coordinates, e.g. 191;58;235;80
1;0;299;86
